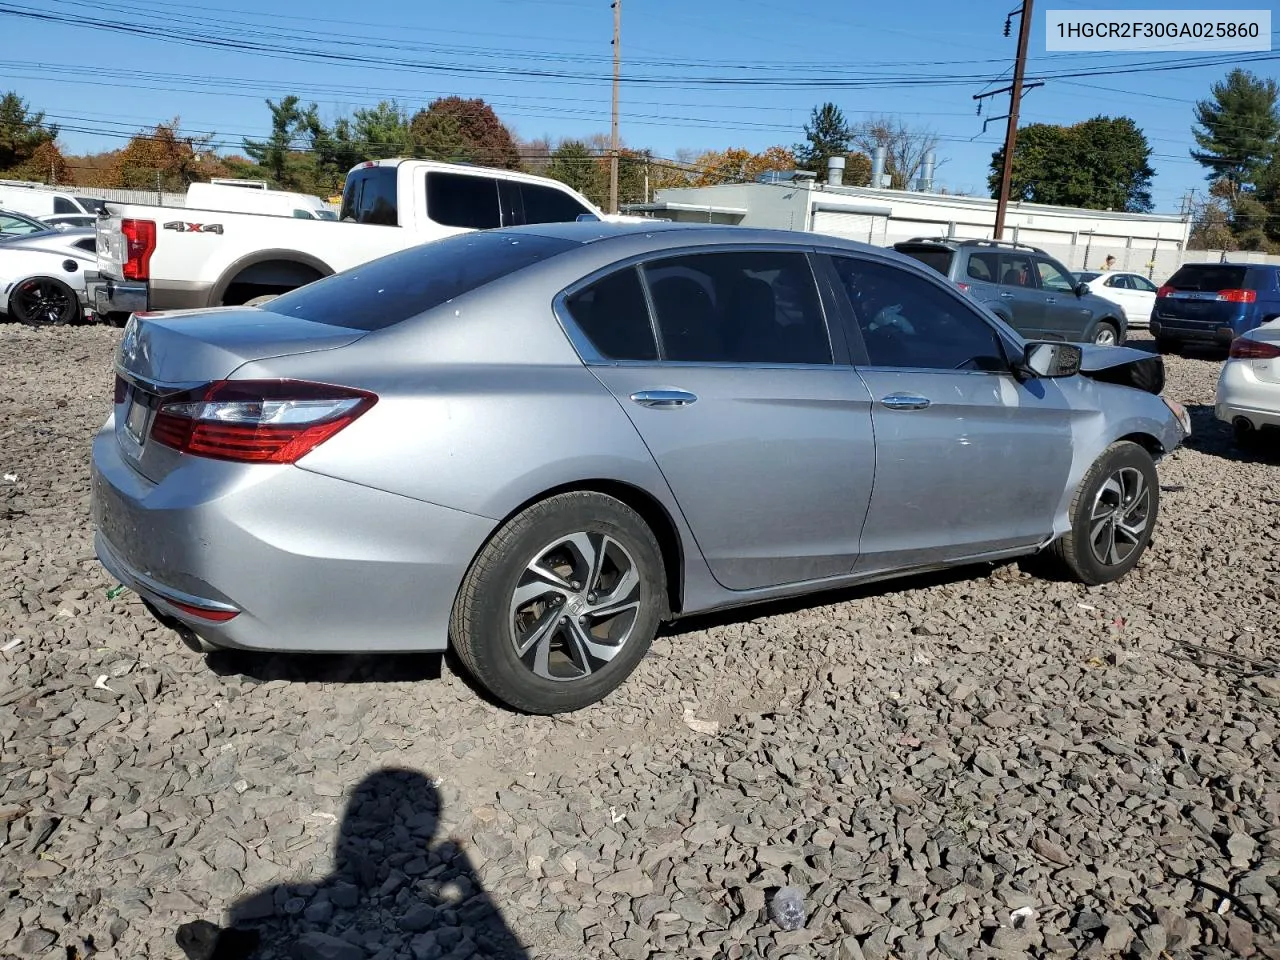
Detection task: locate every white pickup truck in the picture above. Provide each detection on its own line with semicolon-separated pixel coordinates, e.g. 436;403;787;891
91;159;623;323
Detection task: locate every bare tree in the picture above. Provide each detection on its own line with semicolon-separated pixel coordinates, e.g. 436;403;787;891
850;115;943;190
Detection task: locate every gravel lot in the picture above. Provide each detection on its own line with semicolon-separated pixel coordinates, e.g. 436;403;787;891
1;325;1278;960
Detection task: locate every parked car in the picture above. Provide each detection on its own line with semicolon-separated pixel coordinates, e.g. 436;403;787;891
1150;262;1280;353
893;238;1128;345
0;208;53;237
0;227;98;325
1215;319;1280;448
1077;270;1158;328
91;159;616;324
91;224;1189;714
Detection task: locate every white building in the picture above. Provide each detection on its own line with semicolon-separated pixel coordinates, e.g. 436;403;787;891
624;174;1193;279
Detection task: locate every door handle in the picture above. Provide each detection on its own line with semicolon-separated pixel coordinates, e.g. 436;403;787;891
999;292;1015;299
630;389;697;408
879;394;931;410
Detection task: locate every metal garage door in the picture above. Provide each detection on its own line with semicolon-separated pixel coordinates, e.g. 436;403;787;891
812;211;888;247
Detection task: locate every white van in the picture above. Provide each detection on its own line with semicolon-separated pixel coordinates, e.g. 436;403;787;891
184;182;337;220
0;181;107;218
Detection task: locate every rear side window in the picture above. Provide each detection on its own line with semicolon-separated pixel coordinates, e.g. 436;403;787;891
261;232;578;331
1166;264;1248;291
73;238;96;253
966;252;1000;282
998;253;1036;288
562;268;657;360
518;183;592;225
340;166;398;226
75;196;106;213
642;250;833;365
896;247;953;276
426;172;501;229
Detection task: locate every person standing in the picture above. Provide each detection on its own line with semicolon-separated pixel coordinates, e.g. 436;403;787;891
1099;255;1117;272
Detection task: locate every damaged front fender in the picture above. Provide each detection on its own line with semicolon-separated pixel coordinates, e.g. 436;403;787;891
1075;344;1165;395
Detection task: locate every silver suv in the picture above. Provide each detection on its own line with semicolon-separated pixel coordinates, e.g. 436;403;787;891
894;238;1128;345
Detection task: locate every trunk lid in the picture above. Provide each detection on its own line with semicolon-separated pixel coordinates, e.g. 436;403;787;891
114;308;369;482
96;212;126;280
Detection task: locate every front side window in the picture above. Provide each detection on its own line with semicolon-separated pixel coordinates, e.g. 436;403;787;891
0;214;43;235
1036;258;1075;293
562;267;657;361
75;196;106;213
1132;275;1158;293
998;254;1037;288
53;197;76;214
426;172;501;230
641;250;833;365
830;256;1007;372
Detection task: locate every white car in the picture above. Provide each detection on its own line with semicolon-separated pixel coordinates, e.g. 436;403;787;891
0;228;98;325
1077;271;1159;328
1216;319;1280;448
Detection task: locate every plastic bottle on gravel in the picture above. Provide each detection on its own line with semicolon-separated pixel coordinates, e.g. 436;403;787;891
769;886;806;931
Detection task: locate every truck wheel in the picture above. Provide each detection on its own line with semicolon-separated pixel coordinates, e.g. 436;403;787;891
8;277;80;326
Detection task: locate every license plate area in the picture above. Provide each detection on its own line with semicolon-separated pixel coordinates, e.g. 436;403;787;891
121;387;155;446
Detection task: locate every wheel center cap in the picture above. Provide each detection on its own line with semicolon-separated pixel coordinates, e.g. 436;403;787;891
567;596;586;616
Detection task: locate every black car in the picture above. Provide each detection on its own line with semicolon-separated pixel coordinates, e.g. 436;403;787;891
893;238;1128;345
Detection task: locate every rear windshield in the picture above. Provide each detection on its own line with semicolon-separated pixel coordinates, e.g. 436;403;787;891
1165;264;1249;292
895;247;953;276
261;231;580;331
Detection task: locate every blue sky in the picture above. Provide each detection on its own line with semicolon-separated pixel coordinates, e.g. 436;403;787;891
4;0;1277;211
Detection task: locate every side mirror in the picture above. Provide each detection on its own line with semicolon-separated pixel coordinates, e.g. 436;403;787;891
1074;282;1090;297
1021;341;1083;379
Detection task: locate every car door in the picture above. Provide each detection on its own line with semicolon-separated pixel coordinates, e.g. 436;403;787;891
991;251;1048;338
1123;274;1158;325
559;248;876;591
822;251;1076;574
1035;256;1094;339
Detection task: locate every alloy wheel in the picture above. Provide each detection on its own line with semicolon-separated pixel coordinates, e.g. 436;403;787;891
1089;467;1151;566
1093;326;1118;346
14;279;72;325
508;532;642;682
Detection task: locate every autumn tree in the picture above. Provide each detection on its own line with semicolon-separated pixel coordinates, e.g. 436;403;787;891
7;140;70;185
0;91;57;174
988;117;1154;212
107;118;220;192
410;97;520;168
690;146;798;186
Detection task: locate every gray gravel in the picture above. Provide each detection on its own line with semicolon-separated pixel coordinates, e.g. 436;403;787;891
1;324;1278;960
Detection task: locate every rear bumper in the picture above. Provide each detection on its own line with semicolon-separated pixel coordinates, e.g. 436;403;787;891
1150;318;1236;344
91;278;147;316
90;418;496;653
90;278;217;316
1215;360;1280;430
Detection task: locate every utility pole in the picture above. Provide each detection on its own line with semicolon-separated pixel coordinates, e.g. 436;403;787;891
609;0;621;214
993;0;1033;240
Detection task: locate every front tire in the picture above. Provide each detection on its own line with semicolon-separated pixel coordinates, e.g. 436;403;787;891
1044;441;1159;586
8;277;80;326
450;492;667;714
1092;320;1120;346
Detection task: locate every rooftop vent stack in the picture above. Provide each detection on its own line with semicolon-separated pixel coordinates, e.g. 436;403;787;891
916;151;937;192
870;146;887;189
827;155;845;187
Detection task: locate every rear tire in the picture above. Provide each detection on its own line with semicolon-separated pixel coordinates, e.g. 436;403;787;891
1043;441;1159;586
450;492;667;714
1233;418;1265;451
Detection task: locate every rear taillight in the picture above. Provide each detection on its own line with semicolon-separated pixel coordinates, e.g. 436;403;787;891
113;375;128;405
955;281;971;293
1157;284;1174;298
1217;288;1257;303
120;219;156;281
1229;338;1280;360
150;379;377;464
167;599;239;623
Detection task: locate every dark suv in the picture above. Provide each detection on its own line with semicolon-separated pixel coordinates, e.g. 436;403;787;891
1150;262;1280;353
893;238;1127;345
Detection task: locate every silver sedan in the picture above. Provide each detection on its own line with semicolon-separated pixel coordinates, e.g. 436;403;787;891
91;223;1190;713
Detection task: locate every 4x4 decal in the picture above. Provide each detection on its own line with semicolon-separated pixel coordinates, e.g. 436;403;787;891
162;221;224;234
